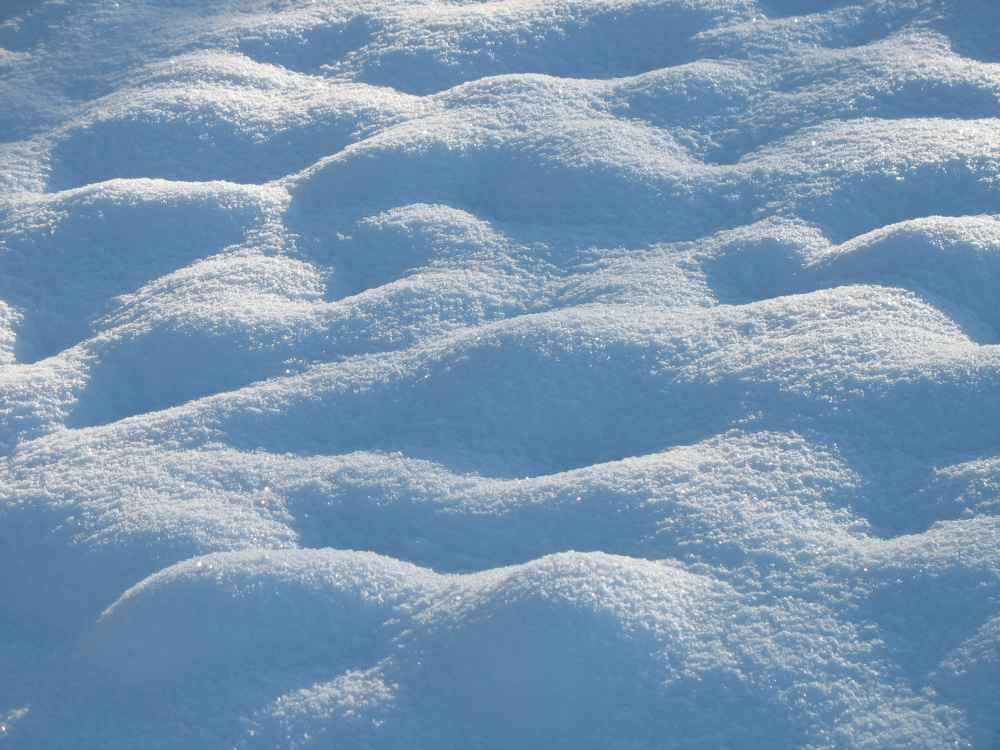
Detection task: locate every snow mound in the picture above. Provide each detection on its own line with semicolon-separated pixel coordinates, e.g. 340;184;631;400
58;550;970;749
1;0;998;748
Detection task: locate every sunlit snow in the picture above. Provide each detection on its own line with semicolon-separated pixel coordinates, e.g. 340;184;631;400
1;0;999;748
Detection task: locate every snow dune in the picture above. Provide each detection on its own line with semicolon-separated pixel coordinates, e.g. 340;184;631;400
1;0;998;747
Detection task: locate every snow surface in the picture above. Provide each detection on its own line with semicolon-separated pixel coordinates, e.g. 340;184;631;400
1;0;999;747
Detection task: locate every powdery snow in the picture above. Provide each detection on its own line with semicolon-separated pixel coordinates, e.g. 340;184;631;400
1;0;998;748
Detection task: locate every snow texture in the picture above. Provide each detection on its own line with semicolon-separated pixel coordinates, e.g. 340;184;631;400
1;0;999;748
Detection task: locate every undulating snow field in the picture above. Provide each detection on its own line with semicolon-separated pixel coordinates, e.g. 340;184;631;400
1;0;999;747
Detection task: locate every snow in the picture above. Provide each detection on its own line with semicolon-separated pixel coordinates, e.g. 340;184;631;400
1;0;998;748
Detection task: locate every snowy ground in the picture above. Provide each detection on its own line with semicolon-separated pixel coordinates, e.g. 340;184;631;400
1;0;999;747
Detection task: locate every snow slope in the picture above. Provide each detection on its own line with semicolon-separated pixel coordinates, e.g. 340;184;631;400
1;0;998;747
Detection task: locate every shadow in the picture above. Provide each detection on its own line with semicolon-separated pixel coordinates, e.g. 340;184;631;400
349;2;745;96
238;14;380;74
0;185;273;363
47;98;386;191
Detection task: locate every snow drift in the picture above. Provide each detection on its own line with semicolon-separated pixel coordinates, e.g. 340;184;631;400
0;0;998;748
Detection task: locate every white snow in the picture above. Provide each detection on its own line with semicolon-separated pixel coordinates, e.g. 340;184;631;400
1;0;998;748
